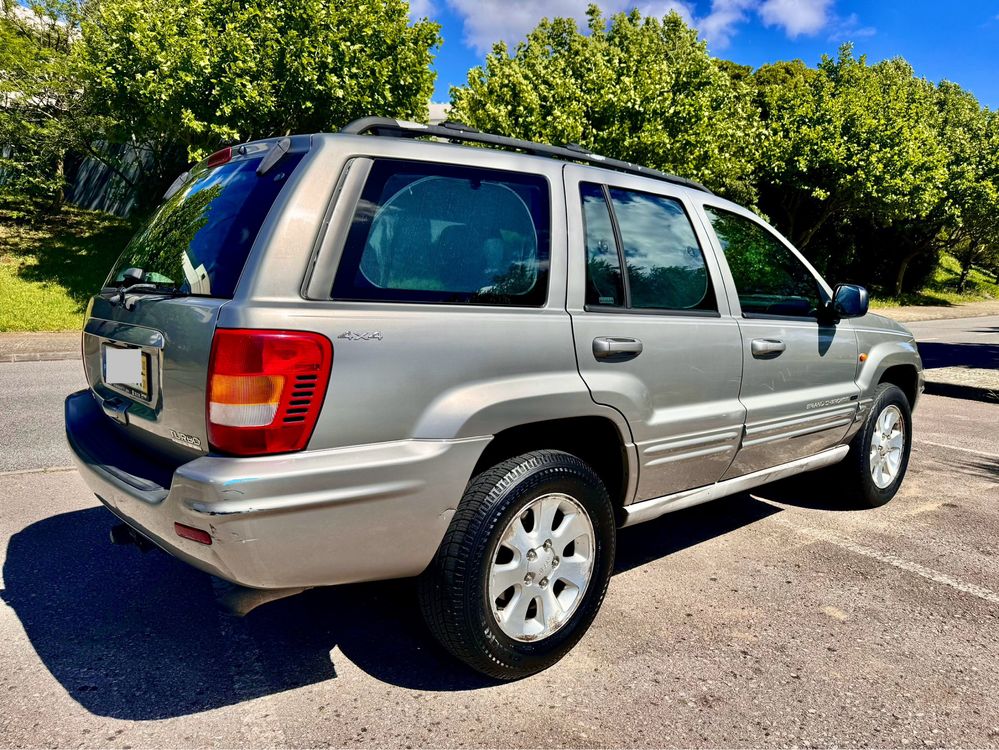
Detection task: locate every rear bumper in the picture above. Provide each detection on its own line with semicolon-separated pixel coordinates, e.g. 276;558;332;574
65;389;488;589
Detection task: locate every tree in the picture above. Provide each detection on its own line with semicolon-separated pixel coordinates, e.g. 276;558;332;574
0;0;97;211
449;5;761;205
942;96;999;293
751;47;948;290
78;0;440;203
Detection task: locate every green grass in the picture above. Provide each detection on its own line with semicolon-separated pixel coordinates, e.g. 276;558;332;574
0;202;136;331
870;253;999;309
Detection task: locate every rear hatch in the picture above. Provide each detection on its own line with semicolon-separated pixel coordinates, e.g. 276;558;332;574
82;138;308;460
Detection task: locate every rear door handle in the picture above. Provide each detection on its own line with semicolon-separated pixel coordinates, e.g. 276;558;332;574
751;338;786;358
593;337;643;361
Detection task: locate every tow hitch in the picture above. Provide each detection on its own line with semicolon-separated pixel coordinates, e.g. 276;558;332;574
109;522;155;552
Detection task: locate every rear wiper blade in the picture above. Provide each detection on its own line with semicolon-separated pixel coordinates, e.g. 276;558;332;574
123;284;189;296
107;283;189;307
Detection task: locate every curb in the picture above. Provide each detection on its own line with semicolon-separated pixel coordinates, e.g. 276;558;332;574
0;351;81;364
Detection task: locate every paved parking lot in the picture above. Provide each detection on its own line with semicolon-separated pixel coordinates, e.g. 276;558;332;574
0;318;996;748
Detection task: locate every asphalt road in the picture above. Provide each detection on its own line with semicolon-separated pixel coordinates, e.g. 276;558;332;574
0;318;996;748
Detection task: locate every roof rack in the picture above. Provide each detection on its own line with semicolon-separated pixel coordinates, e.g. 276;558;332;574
340;117;711;194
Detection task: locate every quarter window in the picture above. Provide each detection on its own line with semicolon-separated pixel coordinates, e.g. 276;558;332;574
333;160;550;306
704;206;825;318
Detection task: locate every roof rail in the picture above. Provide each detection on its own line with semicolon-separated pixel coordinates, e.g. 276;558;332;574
339;117;711;194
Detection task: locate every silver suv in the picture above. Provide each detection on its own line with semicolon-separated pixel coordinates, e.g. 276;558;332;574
65;117;923;679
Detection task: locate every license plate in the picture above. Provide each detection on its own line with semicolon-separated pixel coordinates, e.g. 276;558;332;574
102;344;151;401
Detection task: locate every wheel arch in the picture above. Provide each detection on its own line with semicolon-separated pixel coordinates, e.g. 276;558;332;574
878;363;920;408
470;416;637;516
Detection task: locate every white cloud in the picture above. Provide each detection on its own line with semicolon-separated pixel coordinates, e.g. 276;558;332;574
828;11;876;41
445;0;694;55
698;0;756;48
408;0;436;20
440;0;852;55
758;0;833;38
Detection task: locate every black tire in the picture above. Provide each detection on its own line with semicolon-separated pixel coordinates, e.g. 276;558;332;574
836;383;913;508
418;450;616;680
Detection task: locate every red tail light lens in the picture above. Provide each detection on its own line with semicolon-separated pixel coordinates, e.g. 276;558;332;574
207;329;332;456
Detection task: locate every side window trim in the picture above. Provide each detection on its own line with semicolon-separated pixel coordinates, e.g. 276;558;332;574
699;200;830;322
601;183;632;309
581;181;721;317
305;157;373;300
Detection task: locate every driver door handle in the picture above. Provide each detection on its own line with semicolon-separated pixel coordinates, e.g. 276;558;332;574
593;336;644;361
751;338;786;359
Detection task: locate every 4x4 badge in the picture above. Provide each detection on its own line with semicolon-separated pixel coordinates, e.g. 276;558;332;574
337;331;383;341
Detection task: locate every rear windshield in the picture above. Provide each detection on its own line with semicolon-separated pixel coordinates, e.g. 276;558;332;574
106;152;304;298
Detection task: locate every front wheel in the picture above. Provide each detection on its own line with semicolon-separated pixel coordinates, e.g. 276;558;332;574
418;450;616;680
836;383;913;508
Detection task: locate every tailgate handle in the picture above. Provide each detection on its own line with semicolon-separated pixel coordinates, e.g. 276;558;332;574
100;395;129;425
593;336;643;361
751;338;786;358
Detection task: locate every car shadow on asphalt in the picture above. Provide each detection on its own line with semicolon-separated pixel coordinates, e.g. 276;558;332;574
4;495;784;719
916;341;999;370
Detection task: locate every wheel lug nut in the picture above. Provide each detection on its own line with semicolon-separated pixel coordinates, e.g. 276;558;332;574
544;539;552;550
553;557;560;567
539;577;549;588
526;550;537;561
524;573;534;584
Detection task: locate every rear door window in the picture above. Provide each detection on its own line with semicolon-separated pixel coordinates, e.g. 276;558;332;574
581;183;716;313
332;160;551;306
108;151;304;298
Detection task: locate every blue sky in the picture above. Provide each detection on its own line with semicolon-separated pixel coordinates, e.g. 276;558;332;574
413;0;999;108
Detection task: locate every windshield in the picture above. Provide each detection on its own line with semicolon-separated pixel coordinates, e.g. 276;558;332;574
107;152;304;298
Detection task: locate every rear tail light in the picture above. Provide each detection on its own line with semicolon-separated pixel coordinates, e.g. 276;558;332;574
207;329;332;456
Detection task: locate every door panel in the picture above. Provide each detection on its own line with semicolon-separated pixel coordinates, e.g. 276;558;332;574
724;318;858;477
565;167;745;501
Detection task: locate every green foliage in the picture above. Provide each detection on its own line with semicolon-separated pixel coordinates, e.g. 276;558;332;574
78;0;440;196
0;0;99;210
450;5;761;204
752;47;947;274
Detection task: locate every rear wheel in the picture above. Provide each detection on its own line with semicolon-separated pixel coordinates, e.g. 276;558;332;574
418;450;616;679
836;383;913;508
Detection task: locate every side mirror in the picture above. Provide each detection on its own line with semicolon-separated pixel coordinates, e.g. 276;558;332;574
832;283;868;319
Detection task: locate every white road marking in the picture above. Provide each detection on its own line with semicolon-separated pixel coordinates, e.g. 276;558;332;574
914;439;999;460
0;466;76;478
786;523;999;606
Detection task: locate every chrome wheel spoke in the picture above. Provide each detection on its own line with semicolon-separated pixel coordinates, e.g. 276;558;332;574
555;556;590;589
502;589;534;627
490;560;524;595
502;516;534;553
536;495;561;538
552;511;589;549
539;585;563;625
